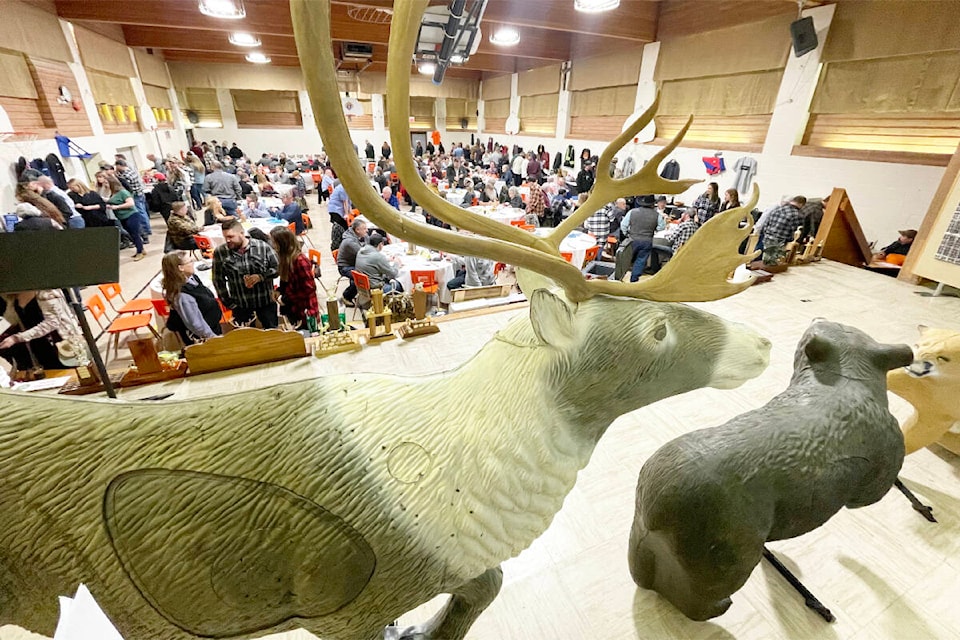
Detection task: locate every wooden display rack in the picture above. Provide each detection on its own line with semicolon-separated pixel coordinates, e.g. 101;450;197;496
366;289;395;342
184;327;308;375
397;285;440;339
813;188;873;266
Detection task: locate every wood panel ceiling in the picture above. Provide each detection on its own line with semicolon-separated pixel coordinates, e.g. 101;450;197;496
53;0;812;79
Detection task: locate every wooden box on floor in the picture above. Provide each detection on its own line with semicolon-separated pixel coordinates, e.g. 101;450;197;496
450;284;512;302
184;327;308;375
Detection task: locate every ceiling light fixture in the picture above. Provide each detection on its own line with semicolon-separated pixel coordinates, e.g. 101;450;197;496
574;0;620;12
489;27;520;47
229;32;261;47
198;0;246;20
418;61;436;75
245;52;271;64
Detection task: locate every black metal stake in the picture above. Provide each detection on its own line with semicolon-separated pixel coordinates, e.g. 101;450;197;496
894;478;937;523
63;288;115;399
762;547;835;623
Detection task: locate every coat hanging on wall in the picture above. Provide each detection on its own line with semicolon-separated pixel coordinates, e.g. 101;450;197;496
45;154;68;190
564;145;575;168
552;151;562;172
660;159;680;180
701;155;725;176
732;156;758;194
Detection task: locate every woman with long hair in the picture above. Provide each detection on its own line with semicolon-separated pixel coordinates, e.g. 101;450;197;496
0;289;84;370
66;179;111;227
719;188;741;213
185;152;205;209
160;251;221;344
269;226;318;330
693;181;721;224
94;171;112;199
201;196;237;226
15;182;64;226
105;174;145;261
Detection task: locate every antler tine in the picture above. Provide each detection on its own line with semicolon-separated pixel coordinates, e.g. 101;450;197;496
290;0;594;300
548;106;700;247
587;185;761;301
386;0;554;255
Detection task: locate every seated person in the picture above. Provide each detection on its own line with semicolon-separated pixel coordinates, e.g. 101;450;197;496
166;201;202;250
202;196;237;226
460;180;477;207
355;233;402;294
506;186;525;210
874;229;917;265
278;191;304;234
242;193;271;218
479;180;498;203
381;186;399;210
447;255;496;290
161;251;222;344
661;207;700;253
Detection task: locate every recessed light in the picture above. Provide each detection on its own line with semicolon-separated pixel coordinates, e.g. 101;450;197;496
418;61;436;75
574;0;620;12
489;27;520;47
229;32;261;47
198;0;245;19
246;52;271;64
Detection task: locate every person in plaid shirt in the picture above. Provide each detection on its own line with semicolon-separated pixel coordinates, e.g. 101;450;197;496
663;208;700;253
584;198;627;243
270;226;319;330
692;182;720;224
757;196;805;249
212;219;280;328
113;158;152;238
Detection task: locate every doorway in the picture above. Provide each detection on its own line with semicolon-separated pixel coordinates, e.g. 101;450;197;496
410;131;427;153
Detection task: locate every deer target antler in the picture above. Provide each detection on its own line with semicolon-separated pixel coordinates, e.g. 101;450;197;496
291;0;758;303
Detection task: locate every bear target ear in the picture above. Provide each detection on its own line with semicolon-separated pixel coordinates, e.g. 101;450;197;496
804;334;833;363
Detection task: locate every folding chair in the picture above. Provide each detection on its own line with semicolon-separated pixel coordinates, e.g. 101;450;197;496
409;270;440;311
350;270;373;320
151;298;185;349
584;245;600;264
193;234;214;260
332;248;349;291
298;213;315;248
98;282;152;315
87;293;160;363
560;252;574;263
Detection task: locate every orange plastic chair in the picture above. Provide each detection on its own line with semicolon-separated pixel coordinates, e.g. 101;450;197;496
410;270;439;294
193;234;214;259
560;252;574;263
299;213;315;248
307;248;322;276
509;219;525;227
215;299;233;325
98;282;152;315
87;293;160;363
350;269;373;319
151;298;186;348
584;245;600;263
331;248;348;290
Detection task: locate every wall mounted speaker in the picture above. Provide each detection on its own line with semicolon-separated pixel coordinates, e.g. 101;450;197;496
790;17;818;57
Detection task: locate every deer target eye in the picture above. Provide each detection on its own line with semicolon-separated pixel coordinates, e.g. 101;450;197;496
654;324;667;341
938;356;950;363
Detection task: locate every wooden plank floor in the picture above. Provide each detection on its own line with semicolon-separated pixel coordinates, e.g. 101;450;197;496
4;224;960;639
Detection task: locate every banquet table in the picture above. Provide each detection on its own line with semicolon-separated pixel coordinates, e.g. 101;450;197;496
444;189;467;205
273;183;294;197
380;242;456;304
532;228;597;268
467;204;525;225
200;218;288;247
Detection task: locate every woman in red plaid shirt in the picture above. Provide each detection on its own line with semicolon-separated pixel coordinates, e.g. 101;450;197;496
270;227;319;330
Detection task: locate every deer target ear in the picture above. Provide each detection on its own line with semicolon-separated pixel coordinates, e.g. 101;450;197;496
530;289;574;348
803;333;834;363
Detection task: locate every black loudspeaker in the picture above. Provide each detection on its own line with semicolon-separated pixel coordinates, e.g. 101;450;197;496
790;16;818;57
0;227;120;292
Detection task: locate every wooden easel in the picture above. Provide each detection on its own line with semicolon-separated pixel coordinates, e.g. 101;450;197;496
813;188;873;266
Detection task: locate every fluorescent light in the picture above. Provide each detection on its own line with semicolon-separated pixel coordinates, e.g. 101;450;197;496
245;52;271;64
196;120;223;128
450;54;465;64
574;0;620;12
418;61;436;75
489;27;520;46
198;0;245;19
229;32;261;47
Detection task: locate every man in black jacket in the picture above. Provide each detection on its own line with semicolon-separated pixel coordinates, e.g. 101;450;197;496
626;195;660;282
576;162;595;195
228;143;244;160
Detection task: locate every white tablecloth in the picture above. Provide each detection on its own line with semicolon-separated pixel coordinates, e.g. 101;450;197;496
532;228;597;268
444;189;467;205
467;204;525;225
381;242;456;304
273;183;294;197
200;218;288;247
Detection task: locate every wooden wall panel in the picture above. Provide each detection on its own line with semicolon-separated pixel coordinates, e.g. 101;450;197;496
0;96;45;130
656;0;797;40
484;117;506;134
655;114;771;150
234;111;303;129
803;113;960;156
568;115;623;141
27;57;93;137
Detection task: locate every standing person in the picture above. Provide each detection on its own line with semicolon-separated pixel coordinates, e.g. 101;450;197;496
15;179;64;227
165;201;202;250
625;195;660;282
511;152;526;187
146;154;163;172
327;182;352;251
576;162;595;195
114;159;151;240
414;141;424;158
203;160;243;218
526;152;542;184
160;251;222;344
185;152;206;209
212;219;280;329
278;191;304;234
0;290;84;371
269;226;319;330
336;218;368;307
66;179;112;228
756;195;806;249
381;141;392;160
693;182;721;224
365;140;375;160
34;176;83;228
318;168;335;204
105;175;146;261
228;142;244;160
151;173;179;223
